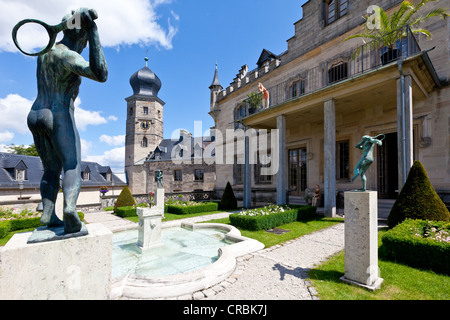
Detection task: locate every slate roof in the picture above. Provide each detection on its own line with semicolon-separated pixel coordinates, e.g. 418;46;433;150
146;135;215;163
0;152;126;189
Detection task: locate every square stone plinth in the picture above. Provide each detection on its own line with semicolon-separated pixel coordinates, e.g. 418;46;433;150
342;191;383;290
0;223;113;300
136;207;163;252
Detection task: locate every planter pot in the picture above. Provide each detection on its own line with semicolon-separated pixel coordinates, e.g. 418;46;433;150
381;48;401;65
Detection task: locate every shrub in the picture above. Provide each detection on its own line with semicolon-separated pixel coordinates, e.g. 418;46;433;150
290;205;317;221
229;205;298;231
387;161;450;228
114;186;136;213
380;219;450;275
115;206;137;218
219;182;237;210
166;202;219;215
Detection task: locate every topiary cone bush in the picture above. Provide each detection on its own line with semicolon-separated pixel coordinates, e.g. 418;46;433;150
220;181;238;210
387;160;450;228
114;185;136;213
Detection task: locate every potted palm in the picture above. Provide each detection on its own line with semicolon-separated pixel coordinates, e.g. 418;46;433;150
246;92;262;114
344;0;448;64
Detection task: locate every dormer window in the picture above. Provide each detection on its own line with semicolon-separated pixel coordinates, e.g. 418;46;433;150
15;169;26;181
82;172;90;181
326;0;348;25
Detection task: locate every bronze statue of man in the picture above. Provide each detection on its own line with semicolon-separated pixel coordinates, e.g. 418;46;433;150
26;8;108;234
351;135;385;191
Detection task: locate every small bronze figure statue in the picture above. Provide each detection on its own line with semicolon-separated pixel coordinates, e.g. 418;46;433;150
351;135;385;191
13;8;108;235
155;170;164;188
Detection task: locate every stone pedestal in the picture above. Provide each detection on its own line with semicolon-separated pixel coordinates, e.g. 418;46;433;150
155;188;165;218
340;191;383;291
0;223;113;300
136;207;163;252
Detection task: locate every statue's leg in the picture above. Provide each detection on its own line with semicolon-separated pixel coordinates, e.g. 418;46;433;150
34;134;64;227
53;115;82;234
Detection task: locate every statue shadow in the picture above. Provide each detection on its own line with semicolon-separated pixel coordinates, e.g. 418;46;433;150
272;263;308;281
272;263;344;284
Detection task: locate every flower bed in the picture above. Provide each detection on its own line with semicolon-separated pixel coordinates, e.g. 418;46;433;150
229;205;298;231
381;219;450;275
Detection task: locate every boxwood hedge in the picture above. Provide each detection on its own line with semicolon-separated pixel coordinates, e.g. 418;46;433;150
166;202;219;215
380;219;450;275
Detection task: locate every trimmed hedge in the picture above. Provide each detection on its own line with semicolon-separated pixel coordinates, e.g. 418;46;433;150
166;202;219;215
219;182;237;210
387;161;450;228
115;206;137;218
114;186;136;213
229;207;298;231
380;219;450;275
0;212;85;239
291;205;317;221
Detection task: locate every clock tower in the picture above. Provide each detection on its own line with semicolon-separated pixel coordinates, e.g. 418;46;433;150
125;58;165;192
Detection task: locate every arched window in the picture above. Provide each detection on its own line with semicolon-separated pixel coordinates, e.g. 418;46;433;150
142;137;148;148
234;104;247;130
326;0;348;25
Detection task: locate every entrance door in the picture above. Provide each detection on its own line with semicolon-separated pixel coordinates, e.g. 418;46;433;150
289;148;307;195
377;132;398;199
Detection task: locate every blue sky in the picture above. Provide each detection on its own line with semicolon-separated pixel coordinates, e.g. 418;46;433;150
0;0;306;172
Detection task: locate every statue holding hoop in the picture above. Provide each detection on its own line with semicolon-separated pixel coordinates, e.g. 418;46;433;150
351;134;385;191
12;8;108;239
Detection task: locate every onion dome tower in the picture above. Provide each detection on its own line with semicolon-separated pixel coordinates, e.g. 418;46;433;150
125;58;165;191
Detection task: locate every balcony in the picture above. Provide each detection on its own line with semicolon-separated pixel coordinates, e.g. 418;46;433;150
237;26;423;121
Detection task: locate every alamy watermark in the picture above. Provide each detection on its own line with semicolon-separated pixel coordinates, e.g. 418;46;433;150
167;121;280;176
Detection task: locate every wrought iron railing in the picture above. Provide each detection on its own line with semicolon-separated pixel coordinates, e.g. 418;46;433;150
237;26;421;120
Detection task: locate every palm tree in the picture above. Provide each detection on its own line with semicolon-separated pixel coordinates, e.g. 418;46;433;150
345;0;448;62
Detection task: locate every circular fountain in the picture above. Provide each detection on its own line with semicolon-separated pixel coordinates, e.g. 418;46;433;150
110;188;264;300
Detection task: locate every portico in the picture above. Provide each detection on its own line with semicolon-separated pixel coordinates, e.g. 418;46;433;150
241;54;438;217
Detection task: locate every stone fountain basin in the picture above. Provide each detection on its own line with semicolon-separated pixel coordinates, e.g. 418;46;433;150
111;222;264;300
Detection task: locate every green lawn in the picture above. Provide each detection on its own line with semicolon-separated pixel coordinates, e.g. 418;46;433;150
308;229;450;300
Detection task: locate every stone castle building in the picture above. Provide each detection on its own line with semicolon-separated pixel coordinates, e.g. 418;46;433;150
125;58;215;196
209;0;450;216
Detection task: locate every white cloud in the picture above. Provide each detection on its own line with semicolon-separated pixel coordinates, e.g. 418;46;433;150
80;138;92;156
74;97;116;131
84;146;125;172
0;94;33;134
99;134;125;146
0;0;178;53
0;131;15;143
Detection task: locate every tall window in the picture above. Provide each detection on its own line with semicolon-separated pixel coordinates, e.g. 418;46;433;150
194;169;204;181
174;170;182;182
328;62;348;84
326;0;348;25
143;106;149;115
234;155;244;185
337;141;350;180
142;137;148;148
288;148;307;193
255;153;272;184
234;104;247;130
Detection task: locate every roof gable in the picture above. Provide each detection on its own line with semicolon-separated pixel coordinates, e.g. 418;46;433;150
257;49;279;67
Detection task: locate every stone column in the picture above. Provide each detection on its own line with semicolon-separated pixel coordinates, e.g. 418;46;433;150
397;74;414;190
341;191;383;291
324;99;336;217
276;115;287;205
243;128;252;208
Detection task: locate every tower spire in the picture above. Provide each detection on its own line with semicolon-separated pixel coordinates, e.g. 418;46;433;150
209;62;222;90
